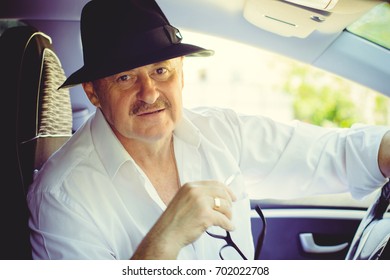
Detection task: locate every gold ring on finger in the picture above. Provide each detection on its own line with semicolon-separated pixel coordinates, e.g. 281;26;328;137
214;197;221;210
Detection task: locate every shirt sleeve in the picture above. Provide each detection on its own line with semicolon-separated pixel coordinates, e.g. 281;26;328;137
28;188;117;260
220;110;389;200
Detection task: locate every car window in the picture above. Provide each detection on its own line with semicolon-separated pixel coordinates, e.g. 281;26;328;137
347;2;390;50
182;29;390;127
181;29;389;209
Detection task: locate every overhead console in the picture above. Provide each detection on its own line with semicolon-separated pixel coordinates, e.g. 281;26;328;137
243;0;384;37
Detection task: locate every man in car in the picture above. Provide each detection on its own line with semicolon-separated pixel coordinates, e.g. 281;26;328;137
27;0;390;259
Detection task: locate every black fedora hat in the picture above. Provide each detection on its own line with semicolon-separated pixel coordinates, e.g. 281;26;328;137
59;0;214;88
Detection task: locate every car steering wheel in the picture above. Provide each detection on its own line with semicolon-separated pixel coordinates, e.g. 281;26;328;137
345;181;390;260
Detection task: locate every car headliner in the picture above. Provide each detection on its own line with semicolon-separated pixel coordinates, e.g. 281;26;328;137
1;0;389;106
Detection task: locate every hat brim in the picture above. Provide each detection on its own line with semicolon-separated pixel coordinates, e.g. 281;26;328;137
59;43;213;89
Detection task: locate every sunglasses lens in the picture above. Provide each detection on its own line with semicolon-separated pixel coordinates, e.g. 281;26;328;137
220;245;245;260
207;226;227;238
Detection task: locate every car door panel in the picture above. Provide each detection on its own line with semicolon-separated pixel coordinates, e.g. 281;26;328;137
251;207;365;260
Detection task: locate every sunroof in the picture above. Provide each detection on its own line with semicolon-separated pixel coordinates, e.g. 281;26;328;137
347;2;390;50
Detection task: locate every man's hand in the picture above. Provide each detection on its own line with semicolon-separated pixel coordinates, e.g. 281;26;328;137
131;180;236;259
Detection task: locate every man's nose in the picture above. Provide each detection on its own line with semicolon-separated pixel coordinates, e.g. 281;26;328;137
137;75;159;104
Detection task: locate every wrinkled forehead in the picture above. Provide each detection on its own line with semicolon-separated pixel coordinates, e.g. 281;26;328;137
127;56;184;72
103;57;183;78
91;57;184;88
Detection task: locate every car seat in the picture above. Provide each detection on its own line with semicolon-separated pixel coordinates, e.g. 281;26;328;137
0;25;72;259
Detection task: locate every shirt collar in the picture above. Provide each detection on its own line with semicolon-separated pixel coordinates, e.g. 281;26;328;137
174;109;201;148
91;109;132;179
90;108;201;180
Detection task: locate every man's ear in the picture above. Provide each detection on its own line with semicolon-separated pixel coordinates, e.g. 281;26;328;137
180;56;184;90
82;82;100;107
181;68;184;90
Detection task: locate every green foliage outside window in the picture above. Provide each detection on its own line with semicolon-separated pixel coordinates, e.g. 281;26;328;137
283;64;390;128
347;2;390;50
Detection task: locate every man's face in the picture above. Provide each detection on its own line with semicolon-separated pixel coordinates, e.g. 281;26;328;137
83;57;184;144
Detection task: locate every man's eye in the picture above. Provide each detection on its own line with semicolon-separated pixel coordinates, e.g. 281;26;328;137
156;67;167;75
117;75;130;82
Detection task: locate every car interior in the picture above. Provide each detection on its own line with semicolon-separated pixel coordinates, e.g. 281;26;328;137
1;0;389;260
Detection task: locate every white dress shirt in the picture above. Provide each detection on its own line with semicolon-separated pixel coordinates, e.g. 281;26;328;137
27;107;389;259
